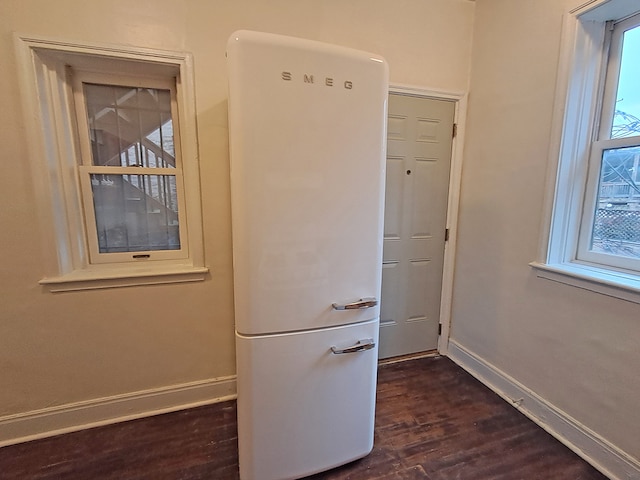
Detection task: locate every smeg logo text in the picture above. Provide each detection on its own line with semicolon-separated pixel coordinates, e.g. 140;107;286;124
281;72;353;89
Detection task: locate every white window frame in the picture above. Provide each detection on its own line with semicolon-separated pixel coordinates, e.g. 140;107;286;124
14;35;207;291
578;138;640;271
532;0;640;303
73;71;189;264
576;13;640;272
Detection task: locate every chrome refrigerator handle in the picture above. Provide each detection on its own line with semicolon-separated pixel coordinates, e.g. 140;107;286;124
332;297;378;310
330;338;376;355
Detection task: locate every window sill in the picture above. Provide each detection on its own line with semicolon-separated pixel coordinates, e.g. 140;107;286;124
40;265;209;292
530;261;640;304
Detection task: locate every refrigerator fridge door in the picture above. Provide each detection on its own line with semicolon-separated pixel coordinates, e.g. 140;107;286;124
236;319;379;480
227;31;389;336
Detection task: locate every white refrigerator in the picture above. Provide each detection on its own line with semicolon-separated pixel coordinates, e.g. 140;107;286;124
226;30;388;480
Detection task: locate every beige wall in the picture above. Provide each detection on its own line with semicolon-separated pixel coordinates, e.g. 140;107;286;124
451;0;640;464
0;0;474;434
2;0;638;471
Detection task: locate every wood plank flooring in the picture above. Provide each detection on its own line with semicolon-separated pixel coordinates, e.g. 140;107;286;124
0;356;609;479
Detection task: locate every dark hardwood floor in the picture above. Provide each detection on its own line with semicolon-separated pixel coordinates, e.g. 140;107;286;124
0;356;608;479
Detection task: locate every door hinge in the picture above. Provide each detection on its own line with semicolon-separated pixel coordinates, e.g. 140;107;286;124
452;123;457;138
438;323;442;336
445;228;450;242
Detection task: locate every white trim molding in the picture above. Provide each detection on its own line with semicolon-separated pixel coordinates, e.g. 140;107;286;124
0;375;236;448
533;0;640;301
13;33;208;292
447;340;640;480
388;83;468;357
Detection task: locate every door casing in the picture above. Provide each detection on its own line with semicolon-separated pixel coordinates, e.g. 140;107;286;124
387;84;467;356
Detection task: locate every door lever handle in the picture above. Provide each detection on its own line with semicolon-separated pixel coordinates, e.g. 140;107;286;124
332;297;378;310
330;338;375;354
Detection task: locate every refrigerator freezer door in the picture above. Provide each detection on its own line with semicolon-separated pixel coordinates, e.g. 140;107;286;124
227;31;388;335
236;319;379;480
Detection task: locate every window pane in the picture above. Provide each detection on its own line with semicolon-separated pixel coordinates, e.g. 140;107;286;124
90;174;180;253
591;145;640;259
84;83;176;168
611;24;640;139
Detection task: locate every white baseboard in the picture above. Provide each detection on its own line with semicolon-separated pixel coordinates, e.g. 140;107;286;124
0;375;237;447
447;340;639;480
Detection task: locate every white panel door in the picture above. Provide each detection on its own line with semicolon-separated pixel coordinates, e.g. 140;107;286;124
378;94;455;359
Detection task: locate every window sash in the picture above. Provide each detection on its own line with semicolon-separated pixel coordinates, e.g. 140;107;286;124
577;136;640;272
73;71;189;265
575;13;640;274
598;13;640;141
79;166;188;264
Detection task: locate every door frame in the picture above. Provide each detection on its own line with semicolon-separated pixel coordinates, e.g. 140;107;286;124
387;84;467;356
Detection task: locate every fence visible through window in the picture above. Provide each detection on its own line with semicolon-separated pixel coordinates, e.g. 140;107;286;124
592;145;640;259
589;21;640;262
